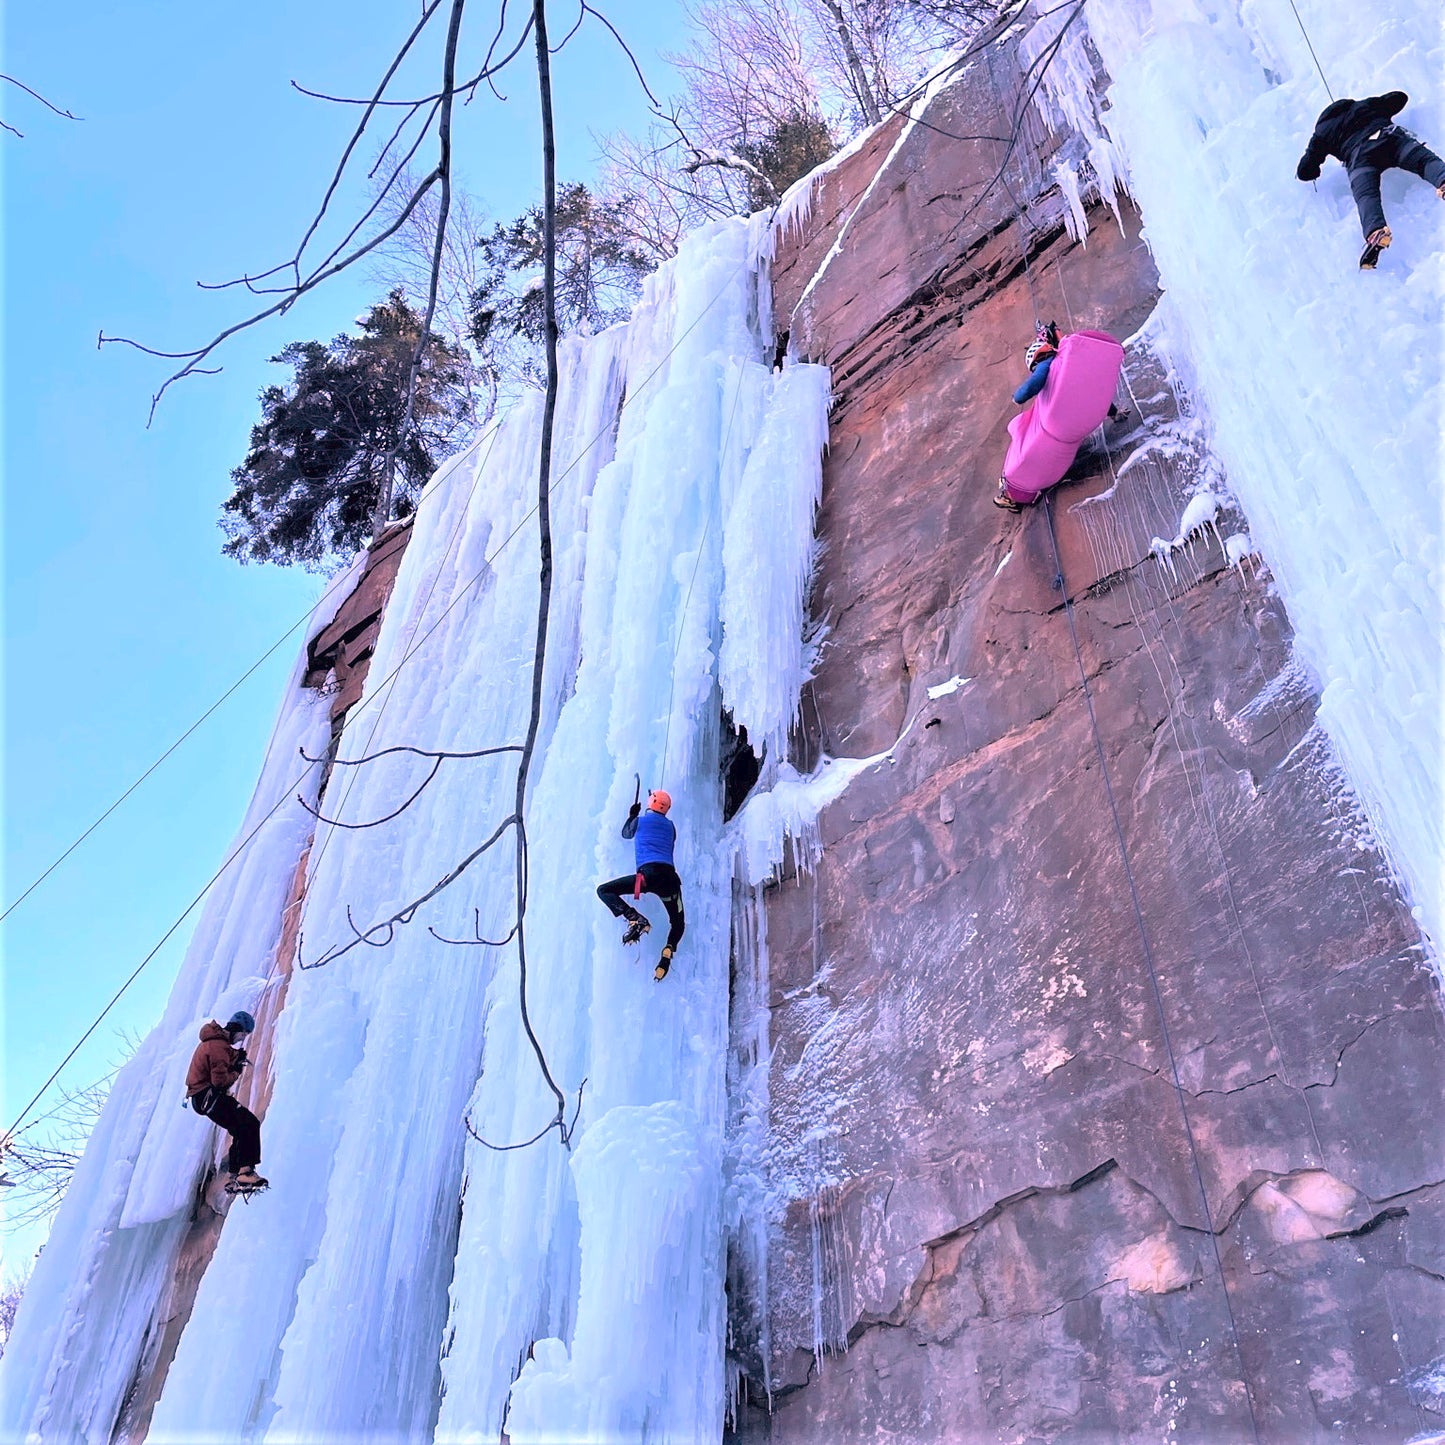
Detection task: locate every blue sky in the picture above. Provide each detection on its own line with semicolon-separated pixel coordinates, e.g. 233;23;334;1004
2;0;693;1259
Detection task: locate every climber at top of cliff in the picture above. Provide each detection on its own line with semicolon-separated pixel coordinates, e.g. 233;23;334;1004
1295;90;1445;269
596;785;686;981
994;325;1126;513
186;1010;268;1194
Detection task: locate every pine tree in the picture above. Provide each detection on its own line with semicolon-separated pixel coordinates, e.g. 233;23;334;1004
467;182;653;390
221;290;476;568
736;112;837;209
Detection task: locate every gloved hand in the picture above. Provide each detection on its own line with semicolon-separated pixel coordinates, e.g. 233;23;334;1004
1296;159;1321;182
627;802;642;820
232;1049;249;1069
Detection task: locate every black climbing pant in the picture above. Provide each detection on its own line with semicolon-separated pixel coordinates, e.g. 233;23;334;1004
597;861;687;950
192;1088;262;1173
1348;129;1445;237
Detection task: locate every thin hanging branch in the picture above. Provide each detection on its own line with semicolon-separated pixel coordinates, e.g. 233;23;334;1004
296;741;525;831
502;0;571;1140
464;1075;586;1152
2;74;82;138
96;1;537;426
298;811;520;968
372;0;468;538
428;908;521;947
299;757;443;828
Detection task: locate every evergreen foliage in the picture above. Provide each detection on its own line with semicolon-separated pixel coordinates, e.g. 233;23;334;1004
736;112;837;208
467;182;654;387
221;291;476;568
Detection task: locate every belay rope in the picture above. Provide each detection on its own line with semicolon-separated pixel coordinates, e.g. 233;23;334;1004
983;29;1264;1440
1043;496;1263;1445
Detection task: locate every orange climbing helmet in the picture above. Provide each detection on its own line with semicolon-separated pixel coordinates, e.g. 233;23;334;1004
648;789;672;814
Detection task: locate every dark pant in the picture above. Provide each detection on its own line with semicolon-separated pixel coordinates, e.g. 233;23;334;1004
1348;130;1445;237
192;1088;261;1173
597;862;686;950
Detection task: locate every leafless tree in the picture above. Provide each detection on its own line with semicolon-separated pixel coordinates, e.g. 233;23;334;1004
669;0;822;149
369;169;500;416
0;1274;25;1359
593;120;747;262
2;1071;115;1232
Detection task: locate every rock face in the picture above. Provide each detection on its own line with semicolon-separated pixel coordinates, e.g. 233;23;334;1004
729;51;1445;1444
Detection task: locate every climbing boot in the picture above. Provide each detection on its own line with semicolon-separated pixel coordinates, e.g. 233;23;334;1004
228;1167;269;1194
654;947;675;982
993;479;1022;513
621;916;651;946
1359;226;1392;269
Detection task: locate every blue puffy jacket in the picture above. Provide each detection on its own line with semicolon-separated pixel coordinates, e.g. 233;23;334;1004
624;809;676;867
1013;356;1054;405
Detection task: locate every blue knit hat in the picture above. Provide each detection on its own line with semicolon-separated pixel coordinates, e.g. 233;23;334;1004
226;1010;256;1035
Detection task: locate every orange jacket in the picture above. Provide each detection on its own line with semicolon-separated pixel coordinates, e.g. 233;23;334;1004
186;1021;242;1097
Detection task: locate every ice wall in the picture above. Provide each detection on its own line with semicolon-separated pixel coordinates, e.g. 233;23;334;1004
1023;0;1444;953
3;213;830;1444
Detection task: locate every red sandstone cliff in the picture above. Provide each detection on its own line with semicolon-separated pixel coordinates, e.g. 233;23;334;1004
728;48;1445;1445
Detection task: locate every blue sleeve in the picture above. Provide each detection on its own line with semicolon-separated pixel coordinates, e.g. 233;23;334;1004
1013;358;1052;405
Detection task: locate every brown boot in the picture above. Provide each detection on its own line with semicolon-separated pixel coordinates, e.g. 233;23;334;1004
1359;226;1392;269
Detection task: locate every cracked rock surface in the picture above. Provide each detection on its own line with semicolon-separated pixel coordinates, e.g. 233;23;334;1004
728;51;1445;1445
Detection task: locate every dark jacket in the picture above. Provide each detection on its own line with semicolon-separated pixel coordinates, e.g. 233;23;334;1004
1297;92;1409;179
186;1021;243;1097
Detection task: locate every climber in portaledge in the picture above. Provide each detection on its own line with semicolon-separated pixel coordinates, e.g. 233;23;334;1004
1296;89;1445;269
995;322;1126;514
596;787;686;981
186;1010;268;1194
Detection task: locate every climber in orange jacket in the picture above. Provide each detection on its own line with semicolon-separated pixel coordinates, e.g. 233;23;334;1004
186;1010;266;1192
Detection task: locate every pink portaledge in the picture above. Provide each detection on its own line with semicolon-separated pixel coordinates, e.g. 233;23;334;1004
1001;330;1125;505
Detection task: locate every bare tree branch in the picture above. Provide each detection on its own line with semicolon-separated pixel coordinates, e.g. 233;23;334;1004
298;811;520;969
295;741;523;829
100;3;540;426
289;0;449;290
682;147;778;198
581;2;662;108
1;73;82;140
99;169;443;422
369;0;469;538
428;907;521;947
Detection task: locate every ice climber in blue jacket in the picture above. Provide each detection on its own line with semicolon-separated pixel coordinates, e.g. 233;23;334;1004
597;788;686;981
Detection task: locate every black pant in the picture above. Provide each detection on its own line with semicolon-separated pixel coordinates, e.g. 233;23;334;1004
192;1088;261;1173
597;862;686;950
1349;130;1445;237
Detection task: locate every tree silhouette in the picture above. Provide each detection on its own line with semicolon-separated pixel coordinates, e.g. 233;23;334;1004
221;290;476;568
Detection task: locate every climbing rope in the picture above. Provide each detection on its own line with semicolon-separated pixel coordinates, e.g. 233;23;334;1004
1042;496;1264;1445
984;37;1045;326
1283;0;1333;101
980;39;1263;1435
